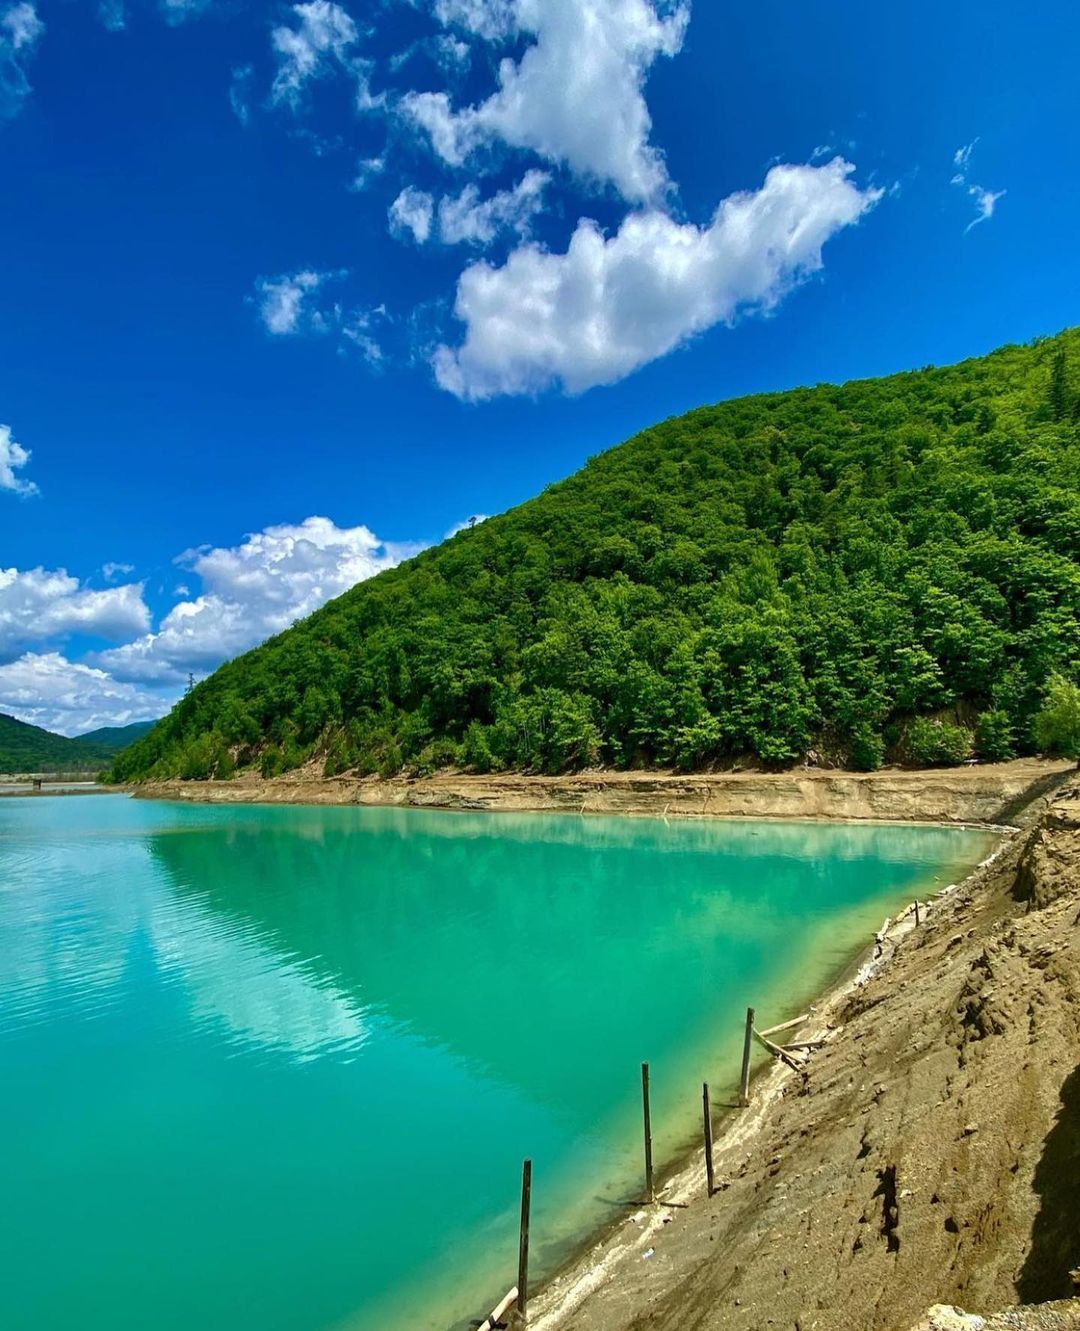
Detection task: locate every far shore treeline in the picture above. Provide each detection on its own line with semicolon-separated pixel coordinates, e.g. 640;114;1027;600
112;329;1080;784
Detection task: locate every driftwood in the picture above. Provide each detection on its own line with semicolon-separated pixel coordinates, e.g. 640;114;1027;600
753;1029;805;1073
474;1287;518;1331
758;1013;810;1039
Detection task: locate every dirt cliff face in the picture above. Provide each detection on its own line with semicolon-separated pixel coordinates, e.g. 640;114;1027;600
136;758;1072;826
534;783;1080;1331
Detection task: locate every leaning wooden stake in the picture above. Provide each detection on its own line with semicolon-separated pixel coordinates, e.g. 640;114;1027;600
517;1159;532;1322
477;1286;518;1331
914;899;921;927
641;1062;655;1203
702;1082;715;1197
739;1006;755;1107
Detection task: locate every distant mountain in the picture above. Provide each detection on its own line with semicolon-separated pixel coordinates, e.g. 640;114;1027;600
0;714;159;774
74;721;156;751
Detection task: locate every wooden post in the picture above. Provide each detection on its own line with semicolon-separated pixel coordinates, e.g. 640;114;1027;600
641;1062;655;1203
517;1159;531;1322
914;899;921;926
702;1082;715;1197
739;1006;755;1107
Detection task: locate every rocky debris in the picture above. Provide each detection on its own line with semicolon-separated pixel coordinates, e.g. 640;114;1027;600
910;1301;1080;1331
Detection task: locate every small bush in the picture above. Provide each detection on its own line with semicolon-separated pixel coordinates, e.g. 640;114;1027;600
974;709;1016;762
462;721;496;773
848;723;884;772
908;717;972;767
260;744;283;779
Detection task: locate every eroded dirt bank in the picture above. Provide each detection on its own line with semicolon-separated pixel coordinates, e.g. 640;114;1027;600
134;758;1072;825
530;778;1080;1331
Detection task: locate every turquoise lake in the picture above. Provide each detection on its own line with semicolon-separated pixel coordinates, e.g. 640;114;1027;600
0;794;995;1331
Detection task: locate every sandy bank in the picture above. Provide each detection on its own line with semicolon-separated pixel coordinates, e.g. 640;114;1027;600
528;775;1080;1331
133;758;1072;826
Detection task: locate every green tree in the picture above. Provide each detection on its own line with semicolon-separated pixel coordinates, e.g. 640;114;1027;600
1034;674;1080;760
1048;348;1071;422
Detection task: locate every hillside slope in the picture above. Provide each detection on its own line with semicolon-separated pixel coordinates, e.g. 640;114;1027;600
0;715;154;772
113;329;1080;784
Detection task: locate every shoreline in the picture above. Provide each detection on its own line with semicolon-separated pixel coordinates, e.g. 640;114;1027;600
131;757;1072;827
525;773;1080;1331
527;827;1016;1331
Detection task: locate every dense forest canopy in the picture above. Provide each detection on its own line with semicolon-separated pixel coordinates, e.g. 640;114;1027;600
0;716;154;773
113;330;1080;783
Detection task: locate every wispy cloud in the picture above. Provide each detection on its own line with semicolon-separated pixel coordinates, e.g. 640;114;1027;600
951;139;1005;232
0;1;44;120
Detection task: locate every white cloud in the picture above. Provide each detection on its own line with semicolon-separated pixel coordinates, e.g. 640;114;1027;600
389;172;549;248
434;0;517;41
964;184;1005;233
0;423;38;496
349;153;385;191
404;0;689;202
253;270;387;362
434;156;881;399
389;185;435;244
0;652;166;736
0;566;151;657
951;140;1004;233
437;170;549;245
95;516;423;683
0;2;43;121
255;269;327;335
953;139;978;174
102;562;135;582
270;1;375;111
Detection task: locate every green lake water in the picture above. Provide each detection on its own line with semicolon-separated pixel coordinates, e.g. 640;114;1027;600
0;794;995;1331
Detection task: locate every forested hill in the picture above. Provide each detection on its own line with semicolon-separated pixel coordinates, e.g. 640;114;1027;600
1;715;155;773
113;329;1080;783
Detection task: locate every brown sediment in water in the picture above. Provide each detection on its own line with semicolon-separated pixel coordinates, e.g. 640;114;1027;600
527;773;1080;1331
133;757;1072;826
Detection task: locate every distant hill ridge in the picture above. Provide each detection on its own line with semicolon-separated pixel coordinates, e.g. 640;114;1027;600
0;715;156;774
112;328;1080;783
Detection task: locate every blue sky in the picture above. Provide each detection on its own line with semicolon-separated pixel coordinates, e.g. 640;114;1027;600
1;0;1077;733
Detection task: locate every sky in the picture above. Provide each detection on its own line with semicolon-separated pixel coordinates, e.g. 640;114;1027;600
1;0;1078;734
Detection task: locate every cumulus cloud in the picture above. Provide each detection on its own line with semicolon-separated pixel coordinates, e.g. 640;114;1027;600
0;566;151;657
0;1;43;121
102;562;135;582
0;423;38;497
270;1;376;111
404;0;689;202
951;140;1005;233
0;652;165;736
434;157;881;399
95;516;422;683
